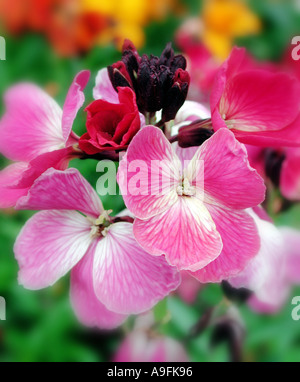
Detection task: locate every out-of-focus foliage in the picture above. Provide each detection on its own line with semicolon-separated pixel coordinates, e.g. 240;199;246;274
0;0;300;362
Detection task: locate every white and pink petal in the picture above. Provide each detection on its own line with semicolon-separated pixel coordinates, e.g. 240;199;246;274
14;210;92;289
133;197;223;272
92;222;181;315
70;244;127;330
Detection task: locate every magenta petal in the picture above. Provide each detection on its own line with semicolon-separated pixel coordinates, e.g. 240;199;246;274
210;47;246;115
0;83;64;162
0;162;29;208
134;197;222;271
118;125;181;219
70;244;127;329
197;128;265;209
14;210;92;289
16;168;103;218
62;70;90;143
232;112;300;147
219;71;300;133
93;222;180;315
190;206;260;283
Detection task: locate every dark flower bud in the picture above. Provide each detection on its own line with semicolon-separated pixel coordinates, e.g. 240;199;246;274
178;119;214;148
108;41;190;121
221;281;252;304
265;149;286;187
170;54;187;72
161;69;190;123
122;39;140;62
211;307;245;362
108;61;132;90
159;42;174;66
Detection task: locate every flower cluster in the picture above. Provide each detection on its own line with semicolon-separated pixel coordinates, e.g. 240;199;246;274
1;40;300;330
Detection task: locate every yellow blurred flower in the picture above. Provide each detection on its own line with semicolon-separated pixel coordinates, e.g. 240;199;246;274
201;0;262;59
82;0;178;49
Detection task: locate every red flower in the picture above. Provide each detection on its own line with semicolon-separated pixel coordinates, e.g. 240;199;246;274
79;87;141;154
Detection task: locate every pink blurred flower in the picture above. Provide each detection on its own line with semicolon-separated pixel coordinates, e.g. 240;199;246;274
118;125;265;278
114;314;188;362
0;70;90;208
211;47;300;147
230;210;300;314
246;145;300;201
114;332;188;362
175;22;220;103
280;147;300;200
14;168;180;329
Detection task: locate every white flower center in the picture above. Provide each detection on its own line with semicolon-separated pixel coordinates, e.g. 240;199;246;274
88;210;113;238
177;178;196;196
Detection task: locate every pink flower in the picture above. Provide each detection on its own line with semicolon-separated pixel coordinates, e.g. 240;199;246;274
211;47;300;147
113;314;188;362
14;168;180;329
230;210;300;313
118;125;265;279
0;71;90;208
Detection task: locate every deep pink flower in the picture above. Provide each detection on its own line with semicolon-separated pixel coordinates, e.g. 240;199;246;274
0;70;90;208
280;148;300;200
14;168;180;328
118;125;265;279
230;210;300;313
79;86;141;154
246;145;300;201
211;47;300;147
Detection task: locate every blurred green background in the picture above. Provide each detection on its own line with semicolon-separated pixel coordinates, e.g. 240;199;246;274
0;0;300;362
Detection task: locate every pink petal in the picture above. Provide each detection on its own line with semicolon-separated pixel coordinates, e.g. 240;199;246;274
232;113;300;147
118;125;181;219
70;243;127;329
133;197;222;271
228;212;289;313
62;70;90;143
280;227;300;284
93;222;180;314
195;128;265;209
172;142;198;168
229;211;284;293
14;210;92;289
16;168;103;218
0;162;29;208
210;47;247;114
190;206;260;283
93;68;119;103
12;147;71;189
216;71;300;133
0;83;64;162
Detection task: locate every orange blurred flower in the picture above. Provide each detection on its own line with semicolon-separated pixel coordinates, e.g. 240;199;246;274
0;0;179;55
